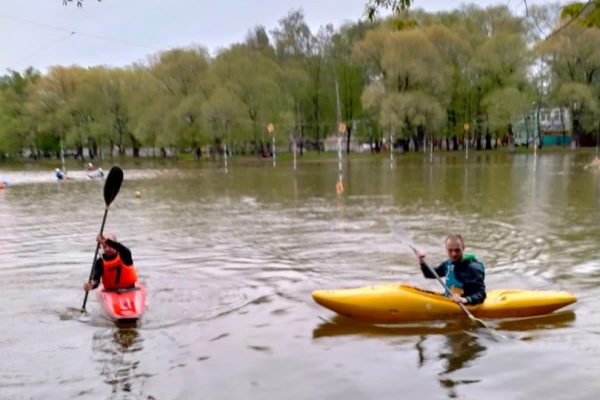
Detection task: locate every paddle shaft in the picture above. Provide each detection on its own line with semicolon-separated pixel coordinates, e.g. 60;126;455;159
405;244;483;321
409;244;503;340
420;256;478;319
81;206;109;311
80;166;123;313
390;226;502;340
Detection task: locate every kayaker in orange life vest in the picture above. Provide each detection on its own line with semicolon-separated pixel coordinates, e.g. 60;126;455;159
416;234;486;305
83;234;138;292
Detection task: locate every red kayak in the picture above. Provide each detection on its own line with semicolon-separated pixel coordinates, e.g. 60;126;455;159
97;283;147;322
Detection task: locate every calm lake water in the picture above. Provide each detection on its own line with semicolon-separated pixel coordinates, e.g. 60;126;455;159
1;152;599;400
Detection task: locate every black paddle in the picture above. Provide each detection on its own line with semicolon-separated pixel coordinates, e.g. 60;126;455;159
81;166;124;312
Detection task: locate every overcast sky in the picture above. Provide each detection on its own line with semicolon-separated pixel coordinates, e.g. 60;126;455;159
0;0;562;74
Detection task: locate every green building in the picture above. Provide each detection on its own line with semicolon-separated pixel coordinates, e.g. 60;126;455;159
513;107;572;146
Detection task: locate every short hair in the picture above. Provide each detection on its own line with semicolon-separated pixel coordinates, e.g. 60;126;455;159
445;234;464;246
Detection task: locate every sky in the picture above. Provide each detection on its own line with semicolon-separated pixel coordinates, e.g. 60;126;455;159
0;0;564;74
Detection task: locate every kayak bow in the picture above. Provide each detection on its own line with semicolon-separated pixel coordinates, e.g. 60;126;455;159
97;283;147;322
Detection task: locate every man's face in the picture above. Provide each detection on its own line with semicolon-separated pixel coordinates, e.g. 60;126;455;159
446;238;464;263
102;242;117;257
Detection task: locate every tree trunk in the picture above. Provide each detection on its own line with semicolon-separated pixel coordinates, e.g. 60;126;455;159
346;125;352;154
300;124;304;156
536;102;543;149
507;123;515;153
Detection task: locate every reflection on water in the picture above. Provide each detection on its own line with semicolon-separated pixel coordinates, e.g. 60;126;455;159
313;316;466;338
313;310;579;399
312;312;576;339
112;326;141;350
58;307;85;321
439;376;481;399
424;332;485;398
436;333;487;374
1;153;599;399
92;328;145;395
496;311;576;332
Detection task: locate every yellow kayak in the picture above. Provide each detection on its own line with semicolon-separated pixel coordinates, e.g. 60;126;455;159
312;284;576;323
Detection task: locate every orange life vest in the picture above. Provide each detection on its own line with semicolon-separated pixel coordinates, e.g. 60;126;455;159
101;254;137;289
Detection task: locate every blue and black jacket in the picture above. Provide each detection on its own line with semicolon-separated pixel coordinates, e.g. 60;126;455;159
420;254;486;305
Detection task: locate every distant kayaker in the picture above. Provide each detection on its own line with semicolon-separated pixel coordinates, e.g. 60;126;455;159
83;233;138;291
416;234;486;305
55;168;65;181
86;162;104;179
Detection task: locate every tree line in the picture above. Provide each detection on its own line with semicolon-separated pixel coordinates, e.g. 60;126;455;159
2;3;600;160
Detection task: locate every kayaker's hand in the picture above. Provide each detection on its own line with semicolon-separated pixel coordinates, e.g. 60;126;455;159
416;250;426;263
451;293;468;304
97;234;107;246
83;281;94;292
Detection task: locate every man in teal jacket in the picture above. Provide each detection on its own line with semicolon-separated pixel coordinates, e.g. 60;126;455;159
416;234;486;305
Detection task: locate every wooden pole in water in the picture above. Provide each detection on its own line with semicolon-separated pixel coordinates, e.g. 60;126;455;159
293;139;297;171
464;123;470;160
267;123;275;167
592;120;600;158
336;123;346;195
389;124;394;168
430;134;433;163
60;135;66;175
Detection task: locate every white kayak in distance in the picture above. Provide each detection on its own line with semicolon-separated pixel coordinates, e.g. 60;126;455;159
86;168;104;180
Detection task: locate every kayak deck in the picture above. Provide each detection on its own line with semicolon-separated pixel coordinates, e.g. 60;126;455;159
97;284;147;321
312;284;576;323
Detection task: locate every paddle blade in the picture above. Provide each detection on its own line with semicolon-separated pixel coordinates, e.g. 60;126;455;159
470;316;505;341
389;225;419;255
104;166;123;206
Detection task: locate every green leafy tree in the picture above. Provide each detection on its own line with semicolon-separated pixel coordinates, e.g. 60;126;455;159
329;22;368;152
537;22;600;143
147;47;215;154
25;66;90;159
354;25;449;148
213;45;289;154
124;66;167;156
0;69;40;156
202;87;247;157
561;1;600;28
